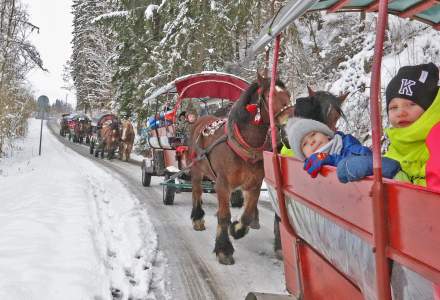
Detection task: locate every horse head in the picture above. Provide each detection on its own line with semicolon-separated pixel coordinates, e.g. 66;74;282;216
294;86;348;130
121;120;134;142
230;73;293;127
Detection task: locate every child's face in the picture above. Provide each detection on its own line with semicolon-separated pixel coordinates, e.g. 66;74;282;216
301;131;330;158
388;98;425;128
187;114;196;123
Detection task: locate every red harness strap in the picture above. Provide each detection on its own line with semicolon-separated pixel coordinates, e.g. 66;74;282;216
225;121;267;164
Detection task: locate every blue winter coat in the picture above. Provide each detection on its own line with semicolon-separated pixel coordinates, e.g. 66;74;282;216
324;132;372;166
325;132;401;183
337;156;401;183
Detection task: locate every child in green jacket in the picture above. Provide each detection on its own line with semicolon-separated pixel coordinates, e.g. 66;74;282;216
384;62;440;186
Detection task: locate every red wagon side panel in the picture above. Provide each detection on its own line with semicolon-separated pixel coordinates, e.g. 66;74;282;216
300;245;364;300
279;222;300;296
264;151;440;298
386;182;440;283
270;153;374;242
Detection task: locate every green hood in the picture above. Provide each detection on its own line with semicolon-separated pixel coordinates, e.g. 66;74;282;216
385;90;440;186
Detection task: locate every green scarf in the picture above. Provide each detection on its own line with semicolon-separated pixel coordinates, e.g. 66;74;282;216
385;90;440;186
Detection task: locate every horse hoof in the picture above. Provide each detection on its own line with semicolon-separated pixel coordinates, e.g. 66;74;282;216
217;253;235;265
229;220;249;239
192;219;205;231
249;219;260;230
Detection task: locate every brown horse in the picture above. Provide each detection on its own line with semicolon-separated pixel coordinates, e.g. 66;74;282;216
73;119;91;143
119;119;135;161
99;121;120;160
189;73;293;265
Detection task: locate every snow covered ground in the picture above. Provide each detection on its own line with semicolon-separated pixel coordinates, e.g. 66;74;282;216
0;119;167;300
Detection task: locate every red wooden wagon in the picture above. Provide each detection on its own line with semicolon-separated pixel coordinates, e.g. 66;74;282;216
140;72;250;205
246;1;440;300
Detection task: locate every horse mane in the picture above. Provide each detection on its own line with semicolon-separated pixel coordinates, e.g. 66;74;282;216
229;78;286;124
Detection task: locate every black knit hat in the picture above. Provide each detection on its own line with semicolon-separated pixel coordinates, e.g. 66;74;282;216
386;62;439;111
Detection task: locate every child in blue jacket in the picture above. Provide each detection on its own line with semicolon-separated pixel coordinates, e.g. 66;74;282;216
285;117;400;182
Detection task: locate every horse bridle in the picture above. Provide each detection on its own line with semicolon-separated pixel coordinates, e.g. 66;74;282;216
257;85;293;122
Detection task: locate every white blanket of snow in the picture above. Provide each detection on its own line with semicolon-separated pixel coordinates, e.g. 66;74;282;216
0;119;166;300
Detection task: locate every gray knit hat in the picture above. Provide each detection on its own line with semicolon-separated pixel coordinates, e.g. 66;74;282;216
285;117;334;160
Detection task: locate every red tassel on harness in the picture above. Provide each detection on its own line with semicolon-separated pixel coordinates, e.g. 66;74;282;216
246;104;263;125
246;104;258;113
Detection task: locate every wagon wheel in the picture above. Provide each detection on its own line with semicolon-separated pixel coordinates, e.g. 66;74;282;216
163;173;176;205
230;190;244;208
141;165;152;187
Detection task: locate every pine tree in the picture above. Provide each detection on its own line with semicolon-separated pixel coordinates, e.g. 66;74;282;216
71;0;115;114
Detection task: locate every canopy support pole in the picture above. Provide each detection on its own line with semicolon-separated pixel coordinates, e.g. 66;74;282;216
370;1;391;300
268;34;303;298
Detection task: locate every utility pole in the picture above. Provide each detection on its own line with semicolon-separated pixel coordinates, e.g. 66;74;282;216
37;95;49;156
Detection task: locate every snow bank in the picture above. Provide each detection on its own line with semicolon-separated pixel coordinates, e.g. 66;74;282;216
0;119;167;300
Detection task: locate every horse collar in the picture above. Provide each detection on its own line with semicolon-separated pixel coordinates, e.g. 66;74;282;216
225;120;268;164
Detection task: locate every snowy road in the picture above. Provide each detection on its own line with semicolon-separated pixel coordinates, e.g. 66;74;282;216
46;120;286;300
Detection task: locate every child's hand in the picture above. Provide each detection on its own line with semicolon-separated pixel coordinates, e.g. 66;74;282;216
303;153;329;178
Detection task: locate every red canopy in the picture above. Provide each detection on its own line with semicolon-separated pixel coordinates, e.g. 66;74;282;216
174;72;249;101
143;72;249;104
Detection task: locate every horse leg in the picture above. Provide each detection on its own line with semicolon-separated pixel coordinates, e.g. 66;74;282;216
119;143;123;160
190;171;205;231
108;147;114;160
123;144;127;161
100;142;105;159
249;206;260;229
127;143;133;161
274;214;283;259
214;184;234;265
230;187;261;240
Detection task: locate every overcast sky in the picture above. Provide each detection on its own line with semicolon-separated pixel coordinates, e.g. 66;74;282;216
22;0;76;107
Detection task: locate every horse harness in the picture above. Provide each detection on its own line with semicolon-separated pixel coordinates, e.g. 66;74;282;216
189;87;275;179
189;116;270;180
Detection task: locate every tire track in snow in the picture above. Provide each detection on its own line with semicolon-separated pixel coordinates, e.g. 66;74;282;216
85;173;169;300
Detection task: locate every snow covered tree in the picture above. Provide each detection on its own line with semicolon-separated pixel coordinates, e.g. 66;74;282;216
71;0;116;114
0;0;43;155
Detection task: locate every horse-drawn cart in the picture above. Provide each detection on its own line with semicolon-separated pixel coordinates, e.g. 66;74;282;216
141;72;249;205
246;1;440;300
59;113;71;137
71;114;91;144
